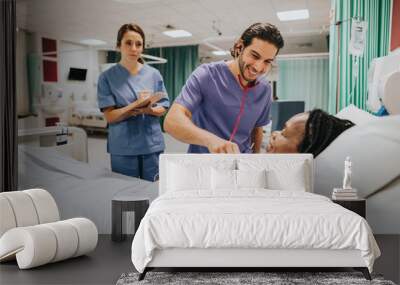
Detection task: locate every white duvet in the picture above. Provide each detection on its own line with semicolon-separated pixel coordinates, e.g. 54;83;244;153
131;190;380;273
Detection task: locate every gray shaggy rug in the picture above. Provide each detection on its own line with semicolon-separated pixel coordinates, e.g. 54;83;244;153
116;271;396;285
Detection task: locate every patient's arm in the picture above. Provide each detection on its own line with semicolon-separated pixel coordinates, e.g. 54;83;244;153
252;127;263;153
164;103;240;153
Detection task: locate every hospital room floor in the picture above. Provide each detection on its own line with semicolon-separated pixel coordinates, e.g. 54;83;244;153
0;235;398;285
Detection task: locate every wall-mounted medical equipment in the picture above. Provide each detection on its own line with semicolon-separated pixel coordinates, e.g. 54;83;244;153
37;83;66;127
367;50;400;114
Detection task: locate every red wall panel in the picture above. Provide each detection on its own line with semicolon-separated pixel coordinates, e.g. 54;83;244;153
391;0;400;51
42;37;57;57
43;60;58;82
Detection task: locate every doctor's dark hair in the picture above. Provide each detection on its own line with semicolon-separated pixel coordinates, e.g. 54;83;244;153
116;23;145;64
230;23;284;58
298;109;355;157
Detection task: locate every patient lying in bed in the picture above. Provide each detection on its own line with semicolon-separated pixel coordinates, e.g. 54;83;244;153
267;109;355;157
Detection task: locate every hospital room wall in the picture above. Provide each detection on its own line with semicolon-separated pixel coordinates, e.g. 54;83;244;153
16;31;106;125
277;57;330;112
58;41;104;116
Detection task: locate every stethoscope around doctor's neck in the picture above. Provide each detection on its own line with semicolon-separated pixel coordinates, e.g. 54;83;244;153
229;46;259;142
228;73;259;142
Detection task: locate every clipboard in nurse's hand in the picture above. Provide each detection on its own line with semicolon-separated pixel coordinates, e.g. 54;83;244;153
132;92;166;109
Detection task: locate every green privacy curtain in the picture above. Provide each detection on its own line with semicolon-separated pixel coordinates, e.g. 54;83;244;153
146;45;199;102
328;0;391;113
277;57;329;112
146;45;199;129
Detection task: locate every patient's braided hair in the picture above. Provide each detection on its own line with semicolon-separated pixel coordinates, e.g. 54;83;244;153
298;109;355;157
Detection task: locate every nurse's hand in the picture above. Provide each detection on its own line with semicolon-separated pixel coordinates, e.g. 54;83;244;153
129;109;144;117
207;137;240;153
137;105;166;117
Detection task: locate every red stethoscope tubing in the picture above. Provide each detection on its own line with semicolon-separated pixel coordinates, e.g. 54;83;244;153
229;75;257;142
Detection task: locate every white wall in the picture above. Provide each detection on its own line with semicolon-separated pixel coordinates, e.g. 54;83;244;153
59;41;99;104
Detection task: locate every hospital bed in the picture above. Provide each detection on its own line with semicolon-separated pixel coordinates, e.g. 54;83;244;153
131;154;380;280
314;105;400;234
68;98;107;129
18;126;157;234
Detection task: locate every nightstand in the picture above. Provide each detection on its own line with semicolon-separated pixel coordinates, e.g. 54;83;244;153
332;199;366;218
112;196;149;242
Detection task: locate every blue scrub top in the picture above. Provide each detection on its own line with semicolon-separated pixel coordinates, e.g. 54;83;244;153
97;63;170;156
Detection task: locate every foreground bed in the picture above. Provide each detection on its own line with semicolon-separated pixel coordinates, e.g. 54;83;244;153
131;154;380;280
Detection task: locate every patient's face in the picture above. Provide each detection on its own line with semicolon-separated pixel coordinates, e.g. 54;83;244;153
267;113;308;153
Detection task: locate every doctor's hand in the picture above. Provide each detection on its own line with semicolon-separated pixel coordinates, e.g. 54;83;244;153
206;137;240;154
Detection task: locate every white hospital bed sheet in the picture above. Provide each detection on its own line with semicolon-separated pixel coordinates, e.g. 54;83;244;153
131;190;380;273
18;145;156;233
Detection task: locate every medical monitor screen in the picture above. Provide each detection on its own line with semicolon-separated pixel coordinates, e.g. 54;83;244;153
68;68;87;81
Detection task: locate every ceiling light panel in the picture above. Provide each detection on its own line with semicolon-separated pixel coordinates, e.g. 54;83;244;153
162;29;192;38
277;9;310;21
79;39;107;46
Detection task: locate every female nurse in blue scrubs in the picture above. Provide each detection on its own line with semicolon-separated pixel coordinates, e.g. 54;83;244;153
97;23;170;181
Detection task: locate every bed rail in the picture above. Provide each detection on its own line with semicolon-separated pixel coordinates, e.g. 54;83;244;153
18;126;88;162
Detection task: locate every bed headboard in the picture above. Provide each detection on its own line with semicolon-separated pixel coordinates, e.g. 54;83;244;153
159;154;314;195
18;126;88;162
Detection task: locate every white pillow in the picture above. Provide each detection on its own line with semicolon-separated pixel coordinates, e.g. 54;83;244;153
266;162;307;191
336;104;378;125
236;169;267;189
238;159;309;191
167;162;211;191
166;159;236;192
211;168;236;190
211;169;268;191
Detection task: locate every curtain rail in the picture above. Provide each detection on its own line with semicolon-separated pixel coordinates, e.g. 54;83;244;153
277;53;329;60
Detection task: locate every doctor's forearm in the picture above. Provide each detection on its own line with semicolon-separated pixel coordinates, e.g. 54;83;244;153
164;105;218;147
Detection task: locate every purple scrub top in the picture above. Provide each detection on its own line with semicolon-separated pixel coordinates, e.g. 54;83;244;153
175;61;272;153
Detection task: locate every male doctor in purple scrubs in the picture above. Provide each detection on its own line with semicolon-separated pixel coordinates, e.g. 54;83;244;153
164;23;284;153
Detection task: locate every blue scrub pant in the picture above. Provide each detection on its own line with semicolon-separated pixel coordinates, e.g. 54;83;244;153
110;152;161;182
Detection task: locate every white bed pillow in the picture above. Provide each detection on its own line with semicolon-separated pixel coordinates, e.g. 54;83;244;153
266;162;307;191
238;159;309;191
336;104;378;125
166;158;236;192
211;169;268;191
167;162;211;191
236;169;267;189
211;168;236;190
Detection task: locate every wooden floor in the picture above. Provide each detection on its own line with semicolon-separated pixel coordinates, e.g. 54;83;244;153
0;235;398;285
